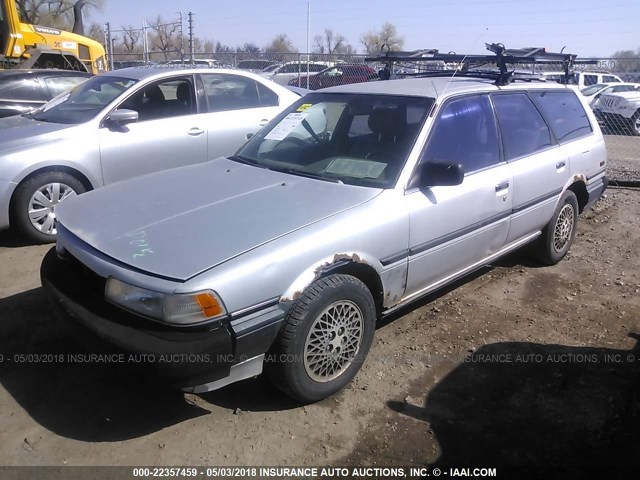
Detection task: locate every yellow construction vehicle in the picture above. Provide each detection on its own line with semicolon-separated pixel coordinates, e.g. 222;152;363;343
0;0;107;74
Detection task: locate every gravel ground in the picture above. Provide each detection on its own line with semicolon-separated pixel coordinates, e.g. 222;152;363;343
605;135;640;182
0;140;638;475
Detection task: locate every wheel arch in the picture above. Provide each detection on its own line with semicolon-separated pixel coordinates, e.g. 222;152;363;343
9;165;95;220
562;176;589;213
280;253;386;318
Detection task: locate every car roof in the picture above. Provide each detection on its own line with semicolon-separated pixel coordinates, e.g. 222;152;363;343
102;66;269;81
0;69;92;78
319;76;577;99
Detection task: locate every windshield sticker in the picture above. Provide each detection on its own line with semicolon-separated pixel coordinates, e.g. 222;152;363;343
297;103;313;112
325;158;387;179
41;92;70;112
264;112;309;141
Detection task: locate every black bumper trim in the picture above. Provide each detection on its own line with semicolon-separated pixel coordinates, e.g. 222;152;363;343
40;248;286;389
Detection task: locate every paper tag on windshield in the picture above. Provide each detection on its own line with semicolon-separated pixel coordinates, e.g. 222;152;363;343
264;112;308;141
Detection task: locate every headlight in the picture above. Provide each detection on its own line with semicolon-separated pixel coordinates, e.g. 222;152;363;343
105;278;227;325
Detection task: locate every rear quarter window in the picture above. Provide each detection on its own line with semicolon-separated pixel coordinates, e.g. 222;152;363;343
529;91;593;144
492;93;553;161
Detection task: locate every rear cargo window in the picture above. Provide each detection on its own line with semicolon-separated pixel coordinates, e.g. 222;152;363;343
530;91;592;144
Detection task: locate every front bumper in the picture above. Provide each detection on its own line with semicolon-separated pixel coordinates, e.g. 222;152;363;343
40;248;287;390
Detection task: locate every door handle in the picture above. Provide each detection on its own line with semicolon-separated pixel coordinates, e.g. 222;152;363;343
556;161;566;169
259;118;269;127
188;128;205;136
495;181;510;192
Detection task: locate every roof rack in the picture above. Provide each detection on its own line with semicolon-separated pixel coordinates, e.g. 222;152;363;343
365;43;597;86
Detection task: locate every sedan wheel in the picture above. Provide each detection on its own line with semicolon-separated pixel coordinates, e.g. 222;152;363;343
28;182;78;235
11;171;86;243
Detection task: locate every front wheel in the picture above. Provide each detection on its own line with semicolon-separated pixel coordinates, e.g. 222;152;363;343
534;190;579;266
10;171;86;243
268;274;376;403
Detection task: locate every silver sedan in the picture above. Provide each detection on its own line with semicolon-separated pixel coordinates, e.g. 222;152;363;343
0;67;299;242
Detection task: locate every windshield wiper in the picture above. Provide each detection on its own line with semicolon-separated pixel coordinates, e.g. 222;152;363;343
228;154;258;166
282;168;343;184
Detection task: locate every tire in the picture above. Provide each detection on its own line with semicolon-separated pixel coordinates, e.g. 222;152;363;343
268;274;376;403
10;171;86;243
630;110;640;137
534;190;579;266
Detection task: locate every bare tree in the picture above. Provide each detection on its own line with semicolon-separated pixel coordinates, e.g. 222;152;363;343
239;42;261;53
16;0;103;31
149;15;180;60
265;33;297;54
120;25;141;54
313;29;354;55
361;22;404;54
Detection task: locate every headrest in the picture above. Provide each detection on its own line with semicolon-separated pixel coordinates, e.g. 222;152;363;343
368;108;403;137
145;84;164;102
176;82;191;102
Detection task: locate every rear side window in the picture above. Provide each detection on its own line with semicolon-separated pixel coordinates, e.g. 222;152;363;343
583;75;598;86
256;82;279;107
423;94;501;174
603;75;620;83
492;94;552;161
530;91;592;143
0;78;47;101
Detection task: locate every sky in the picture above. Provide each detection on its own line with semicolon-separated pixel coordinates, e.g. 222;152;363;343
89;0;640;58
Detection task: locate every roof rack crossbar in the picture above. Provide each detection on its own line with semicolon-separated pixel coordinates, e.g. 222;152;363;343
366;43;590;86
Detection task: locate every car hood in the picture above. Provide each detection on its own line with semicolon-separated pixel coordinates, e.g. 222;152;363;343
0;114;74;151
57;158;382;281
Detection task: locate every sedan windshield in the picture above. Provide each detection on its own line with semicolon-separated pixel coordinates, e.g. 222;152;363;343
235;93;434;188
30;76;137;124
580;84;607;96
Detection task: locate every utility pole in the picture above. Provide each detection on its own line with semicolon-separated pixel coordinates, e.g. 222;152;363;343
104;22;114;70
306;1;310;89
178;11;184;61
142;18;149;64
188;12;195;63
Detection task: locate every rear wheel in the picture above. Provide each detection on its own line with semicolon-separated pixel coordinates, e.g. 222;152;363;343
631;110;640;136
534;190;578;266
11;171;86;243
268;274;376;403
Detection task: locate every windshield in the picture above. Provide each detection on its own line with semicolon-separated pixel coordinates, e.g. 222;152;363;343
234;93;434;188
30;76;137;124
580;84;607;96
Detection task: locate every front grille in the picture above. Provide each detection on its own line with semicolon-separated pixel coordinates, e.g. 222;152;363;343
64;252;107;297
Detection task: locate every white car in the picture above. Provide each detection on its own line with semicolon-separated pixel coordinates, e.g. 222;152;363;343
581;82;640;107
261;61;334;86
596;88;640;135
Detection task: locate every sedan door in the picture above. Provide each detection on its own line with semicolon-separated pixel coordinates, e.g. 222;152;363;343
200;73;284;159
98;75;208;185
405;94;512;299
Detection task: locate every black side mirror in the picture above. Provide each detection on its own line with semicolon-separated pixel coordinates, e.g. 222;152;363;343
413;161;464;188
104;109;139;128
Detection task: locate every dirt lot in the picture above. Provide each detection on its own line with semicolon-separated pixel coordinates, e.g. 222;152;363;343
0;139;639;474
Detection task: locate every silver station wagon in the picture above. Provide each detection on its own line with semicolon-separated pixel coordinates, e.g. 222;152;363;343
41;75;608;402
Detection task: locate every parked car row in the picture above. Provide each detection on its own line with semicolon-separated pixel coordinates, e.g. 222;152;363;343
580;81;640;135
